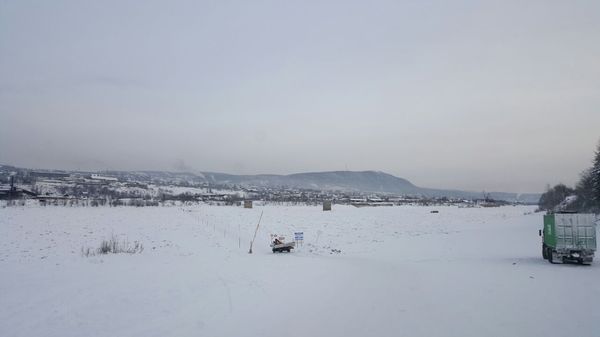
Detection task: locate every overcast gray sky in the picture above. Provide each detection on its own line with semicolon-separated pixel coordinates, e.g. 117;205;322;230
1;0;599;193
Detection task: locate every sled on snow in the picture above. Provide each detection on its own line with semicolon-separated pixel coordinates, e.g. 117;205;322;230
271;241;295;253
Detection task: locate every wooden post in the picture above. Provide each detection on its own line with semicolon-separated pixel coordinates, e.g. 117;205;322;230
248;211;263;254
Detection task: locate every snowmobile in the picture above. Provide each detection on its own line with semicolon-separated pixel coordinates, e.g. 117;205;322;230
270;235;295;253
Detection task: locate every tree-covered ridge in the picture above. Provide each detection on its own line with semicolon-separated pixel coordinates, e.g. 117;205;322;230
539;140;600;213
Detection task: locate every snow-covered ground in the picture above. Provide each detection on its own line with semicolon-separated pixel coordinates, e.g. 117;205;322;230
0;205;598;337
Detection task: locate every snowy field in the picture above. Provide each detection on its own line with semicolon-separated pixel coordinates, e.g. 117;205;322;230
1;205;598;337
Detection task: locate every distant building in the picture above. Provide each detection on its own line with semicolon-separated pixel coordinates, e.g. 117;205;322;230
0;175;37;199
90;174;118;182
30;171;70;179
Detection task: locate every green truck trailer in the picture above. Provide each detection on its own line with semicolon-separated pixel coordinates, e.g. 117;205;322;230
540;213;597;264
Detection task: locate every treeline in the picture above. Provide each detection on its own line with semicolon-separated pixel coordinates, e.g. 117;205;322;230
539;140;600;213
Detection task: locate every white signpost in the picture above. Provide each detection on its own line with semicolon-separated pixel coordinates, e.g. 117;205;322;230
294;232;304;247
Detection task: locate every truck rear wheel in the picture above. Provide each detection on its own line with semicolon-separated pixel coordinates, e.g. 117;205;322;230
542;245;548;259
548;248;555;264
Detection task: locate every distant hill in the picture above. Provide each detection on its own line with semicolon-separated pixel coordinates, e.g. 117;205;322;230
202;170;420;193
201;170;540;203
0;164;541;203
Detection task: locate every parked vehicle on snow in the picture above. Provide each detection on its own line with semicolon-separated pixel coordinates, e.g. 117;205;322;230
270;235;295;253
540;212;597;264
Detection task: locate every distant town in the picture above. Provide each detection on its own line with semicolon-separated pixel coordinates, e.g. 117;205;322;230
1;165;518;208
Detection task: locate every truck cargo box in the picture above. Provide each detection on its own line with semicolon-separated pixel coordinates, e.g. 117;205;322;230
542;213;597;264
544;213;597;250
